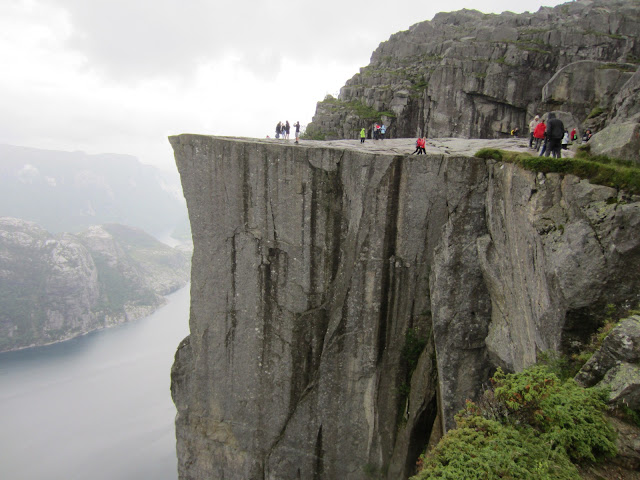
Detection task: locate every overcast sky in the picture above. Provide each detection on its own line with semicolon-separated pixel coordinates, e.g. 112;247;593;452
1;0;568;173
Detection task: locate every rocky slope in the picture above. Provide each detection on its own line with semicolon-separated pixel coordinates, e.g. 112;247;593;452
0;218;190;352
170;135;640;480
305;0;640;162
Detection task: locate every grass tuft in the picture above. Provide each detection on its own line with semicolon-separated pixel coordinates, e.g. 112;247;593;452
475;148;640;195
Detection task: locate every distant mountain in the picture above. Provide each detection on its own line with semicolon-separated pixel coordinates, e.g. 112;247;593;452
0;144;189;238
0;218;191;352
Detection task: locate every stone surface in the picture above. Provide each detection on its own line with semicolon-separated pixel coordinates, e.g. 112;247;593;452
577;316;640;409
589;121;640;164
0;218;190;352
306;0;640;146
170;135;640;480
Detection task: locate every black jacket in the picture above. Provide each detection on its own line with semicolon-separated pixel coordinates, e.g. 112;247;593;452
547;117;565;139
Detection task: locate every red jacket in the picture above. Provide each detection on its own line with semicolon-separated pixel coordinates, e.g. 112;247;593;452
417;138;426;148
533;122;546;139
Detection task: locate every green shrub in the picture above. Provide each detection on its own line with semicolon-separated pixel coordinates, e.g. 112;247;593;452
587;107;604;119
489;367;616;462
474;149;640;195
402;327;427;375
412;366;616;479
475;148;503;161
414;414;579;479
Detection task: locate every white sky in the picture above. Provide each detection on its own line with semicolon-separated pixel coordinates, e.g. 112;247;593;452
0;0;568;172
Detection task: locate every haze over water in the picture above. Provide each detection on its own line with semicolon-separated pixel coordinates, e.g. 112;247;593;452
0;285;190;480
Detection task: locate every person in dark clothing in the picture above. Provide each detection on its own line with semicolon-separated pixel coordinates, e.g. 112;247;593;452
544;112;565;159
294;121;301;144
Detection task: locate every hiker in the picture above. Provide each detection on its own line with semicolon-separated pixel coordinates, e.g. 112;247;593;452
360;127;366;143
533;120;546;151
374;123;381;140
275;122;282;139
582;129;593;142
510;127;519;137
412;137;426;155
529;115;540;148
570;127;577;142
538;133;548;157
285;121;290;140
544;113;564;158
562;130;569;150
294;121;300;144
380;124;386;140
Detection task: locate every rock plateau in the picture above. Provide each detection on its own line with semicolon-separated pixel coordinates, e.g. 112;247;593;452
170;135;640;479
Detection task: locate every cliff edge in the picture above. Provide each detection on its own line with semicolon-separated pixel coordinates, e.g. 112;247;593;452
171;135;640;479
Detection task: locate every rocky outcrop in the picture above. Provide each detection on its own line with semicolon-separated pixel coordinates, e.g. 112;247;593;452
577;316;640;409
0;218;190;352
306;0;640;153
170;135;640;480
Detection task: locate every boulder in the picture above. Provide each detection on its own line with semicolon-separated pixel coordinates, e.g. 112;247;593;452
589;121;640;164
576;316;640;408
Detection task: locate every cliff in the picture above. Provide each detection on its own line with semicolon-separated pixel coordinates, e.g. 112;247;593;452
0;219;190;352
170;135;640;479
305;0;640;162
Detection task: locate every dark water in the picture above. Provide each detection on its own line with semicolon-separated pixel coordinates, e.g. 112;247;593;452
0;285;190;480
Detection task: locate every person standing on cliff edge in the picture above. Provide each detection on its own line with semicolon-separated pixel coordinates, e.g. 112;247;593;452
294;121;300;144
533;120;546;151
529;115;540;148
545;112;565;159
360;127;366;143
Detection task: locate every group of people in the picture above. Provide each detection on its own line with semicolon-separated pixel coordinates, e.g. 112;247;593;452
274;121;301;144
359;124;388;142
528;113;568;159
412;137;427;154
373;123;387;140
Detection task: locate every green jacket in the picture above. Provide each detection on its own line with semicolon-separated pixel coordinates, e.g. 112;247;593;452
360;128;366;138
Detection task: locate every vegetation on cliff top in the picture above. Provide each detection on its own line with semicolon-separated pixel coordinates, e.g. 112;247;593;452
411;366;616;479
475;148;640;195
303;95;396;140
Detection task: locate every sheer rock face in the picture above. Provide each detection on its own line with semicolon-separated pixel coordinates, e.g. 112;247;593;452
171;135;640;480
306;0;640;143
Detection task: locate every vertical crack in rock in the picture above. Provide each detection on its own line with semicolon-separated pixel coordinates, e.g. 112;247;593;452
242;144;250;228
313;425;324;480
377;156;404;365
224;232;238;361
